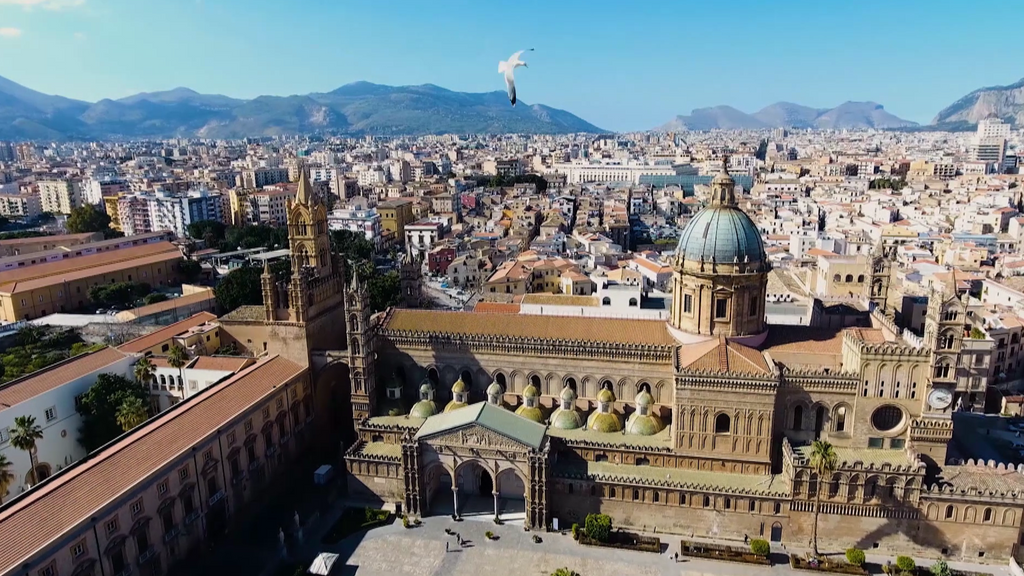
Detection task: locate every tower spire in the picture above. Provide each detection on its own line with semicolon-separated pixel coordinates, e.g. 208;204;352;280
295;164;312;205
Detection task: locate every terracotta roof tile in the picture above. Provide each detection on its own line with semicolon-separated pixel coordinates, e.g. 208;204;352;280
383;309;677;347
118;312;218;353
0;355;305;573
0;348;127;409
189;356;255;372
677;337;771;375
761;326;846;369
0;242;180;290
472;302;521;314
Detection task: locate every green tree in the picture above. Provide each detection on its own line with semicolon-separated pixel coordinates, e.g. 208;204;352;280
116;396;149;432
224;224;288;251
66;205;113;235
368;270;401;312
583;513;611;543
930;559;951;576
77;373;149;451
969;326;985;339
0;453;15;504
215;266;264;312
143;293;169;305
177;260;202;283
167;344;188;393
810;439;838;557
896;556;916;574
16;324;45;347
88;282;151;309
750;539;771;557
10;415;44;485
133;357;155;386
187;220;227;248
331;229;375;260
846;548;866;567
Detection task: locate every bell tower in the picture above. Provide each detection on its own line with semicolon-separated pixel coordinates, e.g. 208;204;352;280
347;272;376;425
400;253;423;308
287;167;332;278
867;241;894;314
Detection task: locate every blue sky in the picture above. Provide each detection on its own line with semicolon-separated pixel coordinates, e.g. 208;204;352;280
0;0;1020;132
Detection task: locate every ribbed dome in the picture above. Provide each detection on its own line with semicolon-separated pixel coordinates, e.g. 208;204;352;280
676;206;766;265
596;388;615;404
523;384;540;398
550;408;584;430
587;410;623;433
486;381;503;396
451;377;467;394
410;399;437;418
515;404;545;423
443;400;468;413
560;386;578;402
625;412;664;436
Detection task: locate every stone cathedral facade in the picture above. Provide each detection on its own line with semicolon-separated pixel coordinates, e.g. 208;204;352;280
331;167;1024;561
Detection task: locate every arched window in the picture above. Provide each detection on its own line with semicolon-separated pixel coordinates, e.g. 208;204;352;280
773;502;781;514
829;475;841;498
159;374;166;385
792;405;803;431
568;484;573;494
609;487;616;498
530;374;542;389
749;500;756;512
680;494;687;506
833;274;841;282
983;508;993;523
715;413;731;434
628;298;638;307
834;406;847;432
566;377;577;392
496;372;507;388
654;491;660;503
845;274;854;283
350;339;360;355
814;406;825;436
590;485;596;497
945;505;955;520
601;297;611;306
427;368;439;386
703;496;711;508
857;274;865;283
633;489;640;501
724;497;732;510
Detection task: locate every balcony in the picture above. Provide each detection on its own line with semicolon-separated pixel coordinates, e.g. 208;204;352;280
163;526;180;543
231;472;247;486
138;546;157;564
184;510;202;525
248;460;261;472
208;489;226;506
266;446;278;458
113;567;133;576
280;434;291;444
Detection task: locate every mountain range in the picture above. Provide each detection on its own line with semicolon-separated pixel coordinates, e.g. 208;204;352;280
0;77;604;140
656;101;919;131
931;77;1024;129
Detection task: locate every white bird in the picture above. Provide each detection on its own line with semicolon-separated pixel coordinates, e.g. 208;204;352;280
498;49;533;106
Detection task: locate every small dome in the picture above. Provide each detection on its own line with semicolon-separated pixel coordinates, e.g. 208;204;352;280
410;399;437;418
596;388;615;404
586;410;623;433
560;386;578;402
515;404;545;423
486;381;503;396
635;390;654;407
443;400;468;413
451;377;467;394
419;381;434;395
625;412;664;436
523;384;539;398
550;408;585;430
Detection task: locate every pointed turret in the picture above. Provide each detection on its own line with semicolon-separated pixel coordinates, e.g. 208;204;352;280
295;165;313;205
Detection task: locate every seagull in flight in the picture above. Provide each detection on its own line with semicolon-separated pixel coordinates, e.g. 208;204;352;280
498;49;533;106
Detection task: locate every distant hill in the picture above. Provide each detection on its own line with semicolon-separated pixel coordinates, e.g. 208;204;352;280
932;77;1024;127
656;101;917;131
0;77;603;139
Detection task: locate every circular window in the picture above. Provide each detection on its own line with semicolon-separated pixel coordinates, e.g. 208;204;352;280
871;405;904;432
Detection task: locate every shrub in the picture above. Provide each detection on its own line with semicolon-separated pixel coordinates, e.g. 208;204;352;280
571;523;579;540
896;556;916;573
485;530;494;540
846;548;866;567
402;516;410;528
552;570;580;576
750;539;771;557
584;513;612;543
931;559;951;576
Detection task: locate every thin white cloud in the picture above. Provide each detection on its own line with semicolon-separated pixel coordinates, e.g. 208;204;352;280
0;0;85;11
0;27;21;37
72;30;85;40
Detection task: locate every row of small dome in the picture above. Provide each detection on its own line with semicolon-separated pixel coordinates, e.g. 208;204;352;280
394;377;665;436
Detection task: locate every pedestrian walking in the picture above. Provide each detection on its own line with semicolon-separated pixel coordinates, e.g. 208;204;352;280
446;541;449;553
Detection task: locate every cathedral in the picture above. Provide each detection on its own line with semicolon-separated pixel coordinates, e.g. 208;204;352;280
247;167;1024;561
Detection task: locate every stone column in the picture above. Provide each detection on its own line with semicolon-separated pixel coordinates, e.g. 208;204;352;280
493;491;500;521
452;486;460;519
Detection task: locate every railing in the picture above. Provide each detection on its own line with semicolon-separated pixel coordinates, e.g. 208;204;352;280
138;546;157;564
184;510;202;525
231;472;246;486
280;434;291;444
208;489;226;506
248;460;261;472
266;446;278;458
113;566;133;576
163;526;180;543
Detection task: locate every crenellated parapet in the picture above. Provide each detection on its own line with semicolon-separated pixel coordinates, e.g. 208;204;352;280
554;465;790;497
380;330;676;364
927;460;1024;502
675;372;778;392
780;369;859;393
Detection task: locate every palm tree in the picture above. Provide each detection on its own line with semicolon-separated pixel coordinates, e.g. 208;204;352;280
810;439;838;557
167;344;188;392
133;357;155;387
116;397;149;432
0;453;14;504
10;415;44;486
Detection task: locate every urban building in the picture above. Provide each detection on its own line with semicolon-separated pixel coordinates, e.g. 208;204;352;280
37;179;82;214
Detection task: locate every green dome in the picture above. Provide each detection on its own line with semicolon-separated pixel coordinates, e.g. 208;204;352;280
596;388;615;403
523;384;539;398
515;404;545;423
635;390;654;407
550;408;584;430
587;410;623;433
486;381;503;396
451;377;467;394
419;381;434;395
443;400;468;413
410;399;437;418
560;386;578;403
625;412;664;436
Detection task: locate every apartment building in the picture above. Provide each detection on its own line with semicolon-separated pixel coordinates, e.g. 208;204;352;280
0;232;103;258
239;167;289;189
378;198;414;239
37;180;83;214
0;192;42;218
